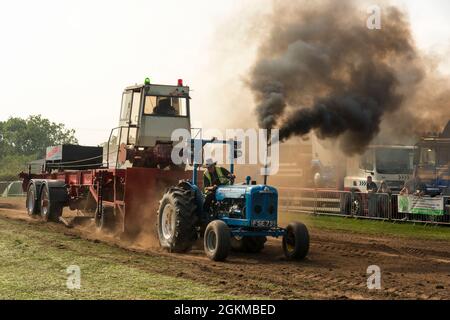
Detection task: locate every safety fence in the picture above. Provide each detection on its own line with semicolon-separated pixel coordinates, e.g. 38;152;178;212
279;187;450;226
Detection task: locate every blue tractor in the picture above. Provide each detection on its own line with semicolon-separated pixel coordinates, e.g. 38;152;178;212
156;138;310;261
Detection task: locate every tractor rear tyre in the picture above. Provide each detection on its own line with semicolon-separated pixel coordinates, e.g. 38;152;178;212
40;184;63;222
282;222;310;260
204;220;231;261
230;236;266;253
157;186;198;253
26;182;39;217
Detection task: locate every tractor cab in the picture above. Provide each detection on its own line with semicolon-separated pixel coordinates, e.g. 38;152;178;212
414;136;450;196
108;79;191;169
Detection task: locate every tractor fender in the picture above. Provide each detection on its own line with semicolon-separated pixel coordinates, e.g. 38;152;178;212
178;180;204;217
41;180;69;205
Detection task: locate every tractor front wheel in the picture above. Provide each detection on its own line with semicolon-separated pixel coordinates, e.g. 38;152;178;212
204;220;230;261
282;222;310;260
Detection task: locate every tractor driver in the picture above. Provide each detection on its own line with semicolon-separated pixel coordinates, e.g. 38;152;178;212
203;158;235;212
153;97;177;116
203;158;235;191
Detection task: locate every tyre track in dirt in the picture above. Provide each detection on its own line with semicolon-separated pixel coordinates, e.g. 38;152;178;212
0;198;449;300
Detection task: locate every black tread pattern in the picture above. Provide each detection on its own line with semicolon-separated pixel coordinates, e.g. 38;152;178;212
204;220;231;261
48;204;63;222
283;222;310;260
41;184;64;222
157;186;198;253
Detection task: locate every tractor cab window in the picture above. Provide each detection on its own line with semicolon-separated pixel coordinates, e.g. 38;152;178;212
130;92;141;125
143;96;188;117
120;91;133;121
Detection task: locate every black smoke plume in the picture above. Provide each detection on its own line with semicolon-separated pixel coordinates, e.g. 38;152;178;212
249;0;427;154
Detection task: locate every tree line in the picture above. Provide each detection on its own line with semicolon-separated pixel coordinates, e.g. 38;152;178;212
0;115;78;180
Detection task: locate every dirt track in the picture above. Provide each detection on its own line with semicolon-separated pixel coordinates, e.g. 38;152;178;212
1;198;449;300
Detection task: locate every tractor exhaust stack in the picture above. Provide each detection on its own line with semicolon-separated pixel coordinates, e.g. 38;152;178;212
263;129;271;186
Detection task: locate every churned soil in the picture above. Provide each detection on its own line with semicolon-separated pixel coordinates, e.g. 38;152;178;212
0;197;449;300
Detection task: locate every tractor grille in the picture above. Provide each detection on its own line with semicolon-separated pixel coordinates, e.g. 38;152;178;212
252;192;278;219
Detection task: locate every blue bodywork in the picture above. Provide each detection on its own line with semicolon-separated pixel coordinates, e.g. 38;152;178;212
215;184;285;237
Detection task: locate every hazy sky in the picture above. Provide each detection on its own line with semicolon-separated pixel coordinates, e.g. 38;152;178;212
1;0;449;145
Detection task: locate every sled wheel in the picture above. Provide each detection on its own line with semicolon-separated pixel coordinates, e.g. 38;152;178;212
26;183;39;216
40;184;63;222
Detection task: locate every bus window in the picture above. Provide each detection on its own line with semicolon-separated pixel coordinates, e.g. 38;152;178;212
359;151;374;172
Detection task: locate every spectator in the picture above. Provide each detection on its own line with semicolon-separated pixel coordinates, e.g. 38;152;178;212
377;181;392;196
366;176;378;194
377;181;392;219
400;175;426;196
366;176;378;217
